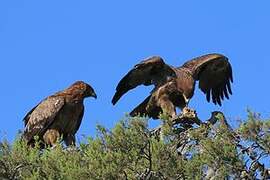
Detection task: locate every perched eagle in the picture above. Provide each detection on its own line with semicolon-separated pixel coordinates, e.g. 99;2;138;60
112;53;233;119
23;81;97;147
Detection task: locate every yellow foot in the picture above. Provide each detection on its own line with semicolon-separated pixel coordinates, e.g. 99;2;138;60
182;107;197;118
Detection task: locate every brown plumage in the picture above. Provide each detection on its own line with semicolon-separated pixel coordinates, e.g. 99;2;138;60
23;81;97;147
112;53;233;119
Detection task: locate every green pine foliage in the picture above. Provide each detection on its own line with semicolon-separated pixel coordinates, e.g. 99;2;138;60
0;112;269;179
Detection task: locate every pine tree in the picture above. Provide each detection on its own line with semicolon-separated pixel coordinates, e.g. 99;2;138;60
0;110;269;179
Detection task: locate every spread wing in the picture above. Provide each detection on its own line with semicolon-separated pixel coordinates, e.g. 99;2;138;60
112;56;176;105
182;53;233;106
23;96;65;142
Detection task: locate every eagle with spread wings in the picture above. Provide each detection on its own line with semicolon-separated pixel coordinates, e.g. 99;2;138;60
23;81;97;147
112;53;233;119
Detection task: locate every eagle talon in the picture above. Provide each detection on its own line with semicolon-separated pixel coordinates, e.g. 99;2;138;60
182;107;197;119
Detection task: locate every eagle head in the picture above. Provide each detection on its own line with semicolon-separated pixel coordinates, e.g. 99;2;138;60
70;81;97;99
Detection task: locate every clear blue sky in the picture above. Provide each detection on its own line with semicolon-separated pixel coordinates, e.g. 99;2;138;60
0;1;269;142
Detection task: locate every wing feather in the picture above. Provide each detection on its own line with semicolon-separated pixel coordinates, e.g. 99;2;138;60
112;56;175;105
73;106;84;134
130;95;151;117
23;104;39;126
182;53;233;106
23;96;65;142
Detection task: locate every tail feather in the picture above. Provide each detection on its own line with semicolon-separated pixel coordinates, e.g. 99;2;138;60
130;95;161;119
130;96;151;117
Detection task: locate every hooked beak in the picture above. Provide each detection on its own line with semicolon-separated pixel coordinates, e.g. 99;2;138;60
92;92;97;99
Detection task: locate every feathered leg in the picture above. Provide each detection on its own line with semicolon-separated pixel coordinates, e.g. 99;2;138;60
43;129;60;147
64;134;76;146
158;95;177;119
175;94;196;120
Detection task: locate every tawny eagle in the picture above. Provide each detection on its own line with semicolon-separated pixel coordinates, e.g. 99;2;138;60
112;53;233;119
23;81;97;147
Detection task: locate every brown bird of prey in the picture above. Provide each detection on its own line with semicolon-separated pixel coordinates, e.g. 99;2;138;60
112;53;233;119
23;81;97;147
